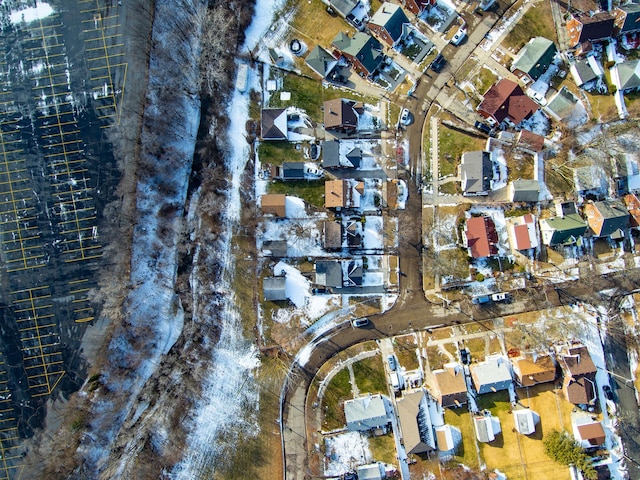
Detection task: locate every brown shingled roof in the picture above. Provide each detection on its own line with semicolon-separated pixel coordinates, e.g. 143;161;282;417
478;79;539;125
512;353;556;387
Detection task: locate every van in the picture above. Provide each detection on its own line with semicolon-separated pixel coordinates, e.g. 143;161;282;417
387;355;397;371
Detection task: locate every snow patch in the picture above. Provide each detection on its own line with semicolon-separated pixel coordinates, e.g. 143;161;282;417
9;3;54;24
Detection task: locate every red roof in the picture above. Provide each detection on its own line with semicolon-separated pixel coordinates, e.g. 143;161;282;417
465;216;499;258
478;79;539;125
513;224;532;250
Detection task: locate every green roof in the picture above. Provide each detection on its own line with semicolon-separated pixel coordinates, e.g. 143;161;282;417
543;213;587;245
370;3;410;44
332;32;384;75
511;37;557;81
305;45;337;77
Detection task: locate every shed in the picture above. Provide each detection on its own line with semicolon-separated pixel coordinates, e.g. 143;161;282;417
513;408;539;435
263;277;287;301
474;412;501;442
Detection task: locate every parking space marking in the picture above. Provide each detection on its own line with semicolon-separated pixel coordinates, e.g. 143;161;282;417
0;355;23;479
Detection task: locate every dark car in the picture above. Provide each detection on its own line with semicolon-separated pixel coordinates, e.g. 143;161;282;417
474;120;493;134
430;54;446;72
460;348;470;365
603;385;614;400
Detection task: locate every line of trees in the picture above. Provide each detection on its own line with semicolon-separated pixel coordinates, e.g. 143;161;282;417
543;429;597;480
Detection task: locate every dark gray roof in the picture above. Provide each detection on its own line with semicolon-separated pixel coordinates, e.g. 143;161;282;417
617;2;640;34
461;151;492;194
370;3;411;44
315;260;343;287
283;162;306;179
263;277;287;301
262;240;288;258
322;140;340;168
346;148;362;168
330;0;359;17
592;200;630;237
615;60;640;91
510;179;540;202
305;45;338;77
323;221;343;250
261;108;287;140
571;58;598;87
347;260;363;286
546;86;580;120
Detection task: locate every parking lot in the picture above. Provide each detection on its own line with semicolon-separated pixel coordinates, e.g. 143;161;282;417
0;1;127;476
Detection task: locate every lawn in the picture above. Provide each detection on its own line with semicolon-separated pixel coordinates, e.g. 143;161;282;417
439;181;461;195
268;179;325;208
473;66;498;96
353;356;388;395
368;432;397;464
507;152;535;181
502;0;558;51
321;368;352;431
438;125;486;177
289;0;356;55
393;334;421;370
444;408;480;470
436;248;470;281
268;73;326;121
464;337;486;361
257;141;304;165
473;385;573;480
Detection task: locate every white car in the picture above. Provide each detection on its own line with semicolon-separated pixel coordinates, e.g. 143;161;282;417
400;108;412;126
451;27;466;46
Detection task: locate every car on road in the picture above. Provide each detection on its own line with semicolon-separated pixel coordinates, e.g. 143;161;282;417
603;385;614;400
351;317;369;328
451;27;466;46
429;54;446;72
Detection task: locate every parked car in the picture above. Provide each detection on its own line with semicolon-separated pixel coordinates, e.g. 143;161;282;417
351;317;369;328
472;295;491;305
387;354;397;371
603;385;614;400
451;27;466;46
400;108;413;126
460;348;470;365
474;120;494;135
430;54;446;72
491;292;512;303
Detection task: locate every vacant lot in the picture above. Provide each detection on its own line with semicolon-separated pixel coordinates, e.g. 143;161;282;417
438;126;486;177
268;179;325;207
502;0;558;51
353;356;388;394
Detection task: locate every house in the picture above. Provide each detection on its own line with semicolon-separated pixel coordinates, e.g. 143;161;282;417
261;194;287;218
324;179;363;210
545;86;585;123
315;260;344;288
470;356;513;394
323;221;343;250
429;363;468;408
477;79;539;127
368;2;411;47
513;408;540;435
614;2;640;36
305;45;339;78
263;277;287;301
539;214;587;246
261;108;288;140
474;412;502;442
332;31;384;77
356;463;385;480
344;394;391;431
583;200;629;239
344;259;363;286
566;12;615;48
516;130;545;154
464;216;499;259
509;179;540;203
572;416;606;449
262;240;288;258
327;0;361;19
396;390;436;454
435;424;460;454
511;351;556;387
559;344;597;405
570;57;604;88
610;59;640;92
511;37;557;85
322;140;365;169
623;193;640;228
323;98;362;132
272;162;306;180
507;214;539;252
460;151;493;196
573;165;609;197
400;0;432;15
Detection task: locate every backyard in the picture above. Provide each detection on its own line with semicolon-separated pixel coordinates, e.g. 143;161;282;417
438;125;487;177
502;0;558;51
